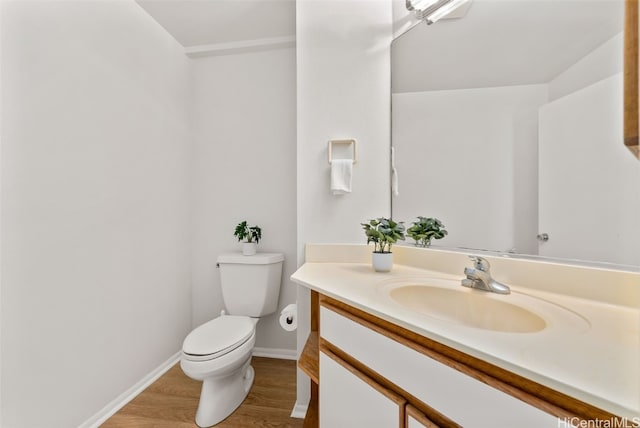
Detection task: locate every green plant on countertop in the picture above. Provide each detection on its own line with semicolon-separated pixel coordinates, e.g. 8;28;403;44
361;217;405;253
234;221;262;244
406;216;447;247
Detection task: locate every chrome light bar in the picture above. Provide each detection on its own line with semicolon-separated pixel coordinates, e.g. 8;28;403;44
406;0;471;25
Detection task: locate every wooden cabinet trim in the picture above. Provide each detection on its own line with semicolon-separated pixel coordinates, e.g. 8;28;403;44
301;290;320;428
321;347;407;427
319;295;620;423
298;331;319;384
303;382;319;428
321;337;461;428
311;290;320;332
406;404;441;428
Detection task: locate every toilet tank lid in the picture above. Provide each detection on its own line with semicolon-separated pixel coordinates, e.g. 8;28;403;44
217;252;284;265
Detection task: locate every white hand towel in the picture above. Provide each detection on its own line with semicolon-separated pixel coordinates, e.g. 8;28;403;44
330;159;353;195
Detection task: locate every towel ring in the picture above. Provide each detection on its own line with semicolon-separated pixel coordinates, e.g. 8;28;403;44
328;139;357;164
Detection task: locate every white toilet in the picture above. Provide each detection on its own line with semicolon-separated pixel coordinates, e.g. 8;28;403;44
180;252;284;427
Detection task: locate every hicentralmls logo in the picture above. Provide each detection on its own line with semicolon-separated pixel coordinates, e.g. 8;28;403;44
557;417;640;428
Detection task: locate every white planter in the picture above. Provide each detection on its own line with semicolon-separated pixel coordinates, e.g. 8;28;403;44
242;242;257;256
372;252;393;272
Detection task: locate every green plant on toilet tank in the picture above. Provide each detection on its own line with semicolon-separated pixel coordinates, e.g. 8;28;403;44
234;221;262;256
361;218;405;272
406;216;447;247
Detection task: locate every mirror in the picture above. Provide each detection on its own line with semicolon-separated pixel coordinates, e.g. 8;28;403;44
391;0;640;268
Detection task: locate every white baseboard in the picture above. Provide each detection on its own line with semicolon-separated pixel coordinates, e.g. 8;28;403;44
78;351;181;428
252;346;297;360
290;400;309;419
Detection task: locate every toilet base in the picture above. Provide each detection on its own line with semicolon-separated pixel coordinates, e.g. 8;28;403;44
195;357;255;427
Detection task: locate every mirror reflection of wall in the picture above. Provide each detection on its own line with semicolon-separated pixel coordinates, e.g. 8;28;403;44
391;0;640;267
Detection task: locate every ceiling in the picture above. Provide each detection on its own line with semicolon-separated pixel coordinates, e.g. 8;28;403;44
392;0;625;93
136;0;296;47
136;0;624;93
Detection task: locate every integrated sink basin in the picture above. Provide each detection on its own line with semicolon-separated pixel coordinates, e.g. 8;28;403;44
389;285;545;333
379;278;590;334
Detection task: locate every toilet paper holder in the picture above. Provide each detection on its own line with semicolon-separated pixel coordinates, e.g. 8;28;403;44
279;303;298;332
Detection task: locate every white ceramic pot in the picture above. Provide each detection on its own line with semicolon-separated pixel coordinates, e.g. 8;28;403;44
372;252;393;272
242;242;257;256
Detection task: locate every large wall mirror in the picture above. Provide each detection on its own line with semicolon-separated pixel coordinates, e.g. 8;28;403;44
391;0;640;268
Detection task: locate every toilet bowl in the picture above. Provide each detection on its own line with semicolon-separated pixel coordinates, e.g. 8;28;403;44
180;252;284;427
181;315;258;427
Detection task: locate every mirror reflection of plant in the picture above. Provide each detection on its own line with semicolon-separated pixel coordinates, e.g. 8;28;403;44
361;218;406;253
407;216;447;247
234;221;262;244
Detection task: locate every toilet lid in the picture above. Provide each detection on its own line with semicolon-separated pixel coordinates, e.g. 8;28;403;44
183;316;255;358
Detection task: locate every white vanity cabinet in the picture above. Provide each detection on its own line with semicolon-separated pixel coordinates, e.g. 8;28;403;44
319;350;405;428
319;301;560;428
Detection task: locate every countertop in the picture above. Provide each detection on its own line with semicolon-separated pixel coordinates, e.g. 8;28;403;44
292;260;640;420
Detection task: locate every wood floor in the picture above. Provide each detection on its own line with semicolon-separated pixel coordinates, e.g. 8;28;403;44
102;357;304;428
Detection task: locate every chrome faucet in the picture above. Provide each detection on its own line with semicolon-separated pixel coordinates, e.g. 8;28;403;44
461;256;510;294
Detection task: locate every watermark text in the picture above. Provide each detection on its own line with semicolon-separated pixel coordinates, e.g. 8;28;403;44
558;417;640;428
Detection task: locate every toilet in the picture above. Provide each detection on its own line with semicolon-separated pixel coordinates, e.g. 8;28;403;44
180;252;284;427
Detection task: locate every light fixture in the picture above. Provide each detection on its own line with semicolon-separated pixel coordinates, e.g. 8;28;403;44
406;0;471;25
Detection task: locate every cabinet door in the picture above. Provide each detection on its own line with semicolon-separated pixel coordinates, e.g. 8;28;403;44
320;350;405;428
321;305;559;427
406;405;440;428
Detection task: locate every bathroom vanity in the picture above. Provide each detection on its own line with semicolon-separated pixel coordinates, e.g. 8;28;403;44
292;244;640;428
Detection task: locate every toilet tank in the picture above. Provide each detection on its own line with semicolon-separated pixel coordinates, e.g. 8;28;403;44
217;253;284;317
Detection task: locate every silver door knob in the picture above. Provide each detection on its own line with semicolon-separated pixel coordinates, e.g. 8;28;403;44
537;233;549;242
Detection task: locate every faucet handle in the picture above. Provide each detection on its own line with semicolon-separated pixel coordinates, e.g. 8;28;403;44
468;255;490;272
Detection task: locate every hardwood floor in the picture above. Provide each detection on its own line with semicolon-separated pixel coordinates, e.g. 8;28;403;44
102;357;304;428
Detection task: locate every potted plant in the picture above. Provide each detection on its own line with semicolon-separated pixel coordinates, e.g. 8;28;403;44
234;221;262;255
361;217;405;272
406;216;447;247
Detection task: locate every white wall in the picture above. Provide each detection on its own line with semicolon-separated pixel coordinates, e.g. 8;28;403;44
549;33;623;101
539;73;640;266
541;34;635;266
191;47;297;352
0;3;4;423
392;85;548;254
295;0;392;410
0;2;192;427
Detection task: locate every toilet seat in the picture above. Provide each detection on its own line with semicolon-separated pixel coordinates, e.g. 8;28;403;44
183;315;255;362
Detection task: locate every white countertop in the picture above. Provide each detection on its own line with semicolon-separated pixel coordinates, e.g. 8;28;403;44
292;260;640;419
